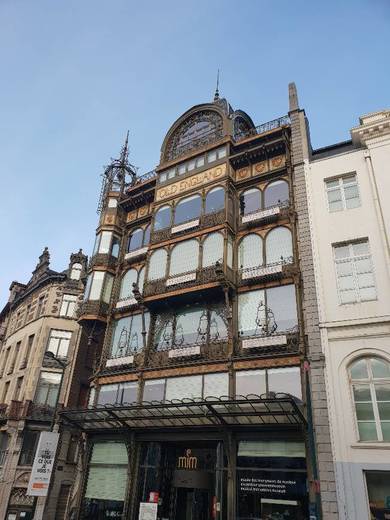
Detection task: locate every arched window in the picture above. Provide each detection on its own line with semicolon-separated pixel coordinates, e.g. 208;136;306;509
264;180;289;208
119;269;138;300
238;234;263;269
205;187;225;214
240;188;262;215
148;249;167;280
70;263;82;280
127;228;143;252
265;227;293;264
170;240;199;276
349;357;390;442
143;225;151;246
174;195;202;225
203;233;224;267
154;205;171;231
110;313;150;357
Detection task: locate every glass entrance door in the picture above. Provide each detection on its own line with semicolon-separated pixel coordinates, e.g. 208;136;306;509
173;488;211;520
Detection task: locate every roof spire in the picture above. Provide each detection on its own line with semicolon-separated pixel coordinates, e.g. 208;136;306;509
119;130;130;164
214;69;220;101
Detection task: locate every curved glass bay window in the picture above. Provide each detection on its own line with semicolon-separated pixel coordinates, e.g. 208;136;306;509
127;226;150;253
239;234;263;269
84;271;114;304
240;188;262;216
349;357;390;442
148;249;168;280
83;442;128;519
169;239;199;276
203;232;223;267
154;205;171;231
239;227;293;271
205;186;225;214
238;285;298;337
174;194;202;225
110;313;150;358
264;179;289;208
153;304;228;351
93;231;120;258
118;268;145;300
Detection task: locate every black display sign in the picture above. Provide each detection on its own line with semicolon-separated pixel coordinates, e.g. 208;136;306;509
238;470;307;500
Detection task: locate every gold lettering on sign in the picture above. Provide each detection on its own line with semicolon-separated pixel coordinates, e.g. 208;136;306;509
156;163;227;201
178;449;198;470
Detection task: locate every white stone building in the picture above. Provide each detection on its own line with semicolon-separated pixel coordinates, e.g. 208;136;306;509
305;110;390;519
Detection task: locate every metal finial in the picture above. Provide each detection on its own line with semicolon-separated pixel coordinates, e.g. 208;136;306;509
214;69;220;101
119;130;130;164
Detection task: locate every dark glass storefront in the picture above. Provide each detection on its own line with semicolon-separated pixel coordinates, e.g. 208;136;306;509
81;437;308;520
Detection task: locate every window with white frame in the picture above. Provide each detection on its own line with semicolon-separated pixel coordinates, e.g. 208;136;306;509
236;366;302;399
325;173;360;212
334;240;376;304
60;294;77;317
70;263;82;280
84;271;114;303
349;357;390;442
46;329;72;359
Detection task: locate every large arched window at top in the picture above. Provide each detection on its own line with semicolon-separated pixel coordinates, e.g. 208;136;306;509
119;269;138;300
240;188;262;216
266;227;293;264
238;234;263;269
205;187;225;214
203;233;224;267
154;205;171;231
264;180;289;208
174;195;202;225
127;228;143;252
349;357;390;442
148;249;167;280
170;240;199;276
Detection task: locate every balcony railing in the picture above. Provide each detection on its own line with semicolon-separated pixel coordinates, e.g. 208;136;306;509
24;401;55;422
78;300;109;319
150;209;226;245
0;449;8;466
147;339;228;368
235;115;290;142
144;265;234;298
238;258;294;286
236;331;299;358
240;201;290;228
18;449;36;466
88;253;118;270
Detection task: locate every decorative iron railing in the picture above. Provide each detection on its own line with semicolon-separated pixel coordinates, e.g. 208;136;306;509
133;169;157;185
235;115;290;142
240;200;290;227
238;257;294;285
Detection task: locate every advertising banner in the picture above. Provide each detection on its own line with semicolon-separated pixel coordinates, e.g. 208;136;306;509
27;431;59;496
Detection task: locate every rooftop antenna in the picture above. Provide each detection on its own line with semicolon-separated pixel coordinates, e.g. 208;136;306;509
214;69;220;101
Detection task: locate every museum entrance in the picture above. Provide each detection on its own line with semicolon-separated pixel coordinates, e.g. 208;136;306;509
173;488;211;520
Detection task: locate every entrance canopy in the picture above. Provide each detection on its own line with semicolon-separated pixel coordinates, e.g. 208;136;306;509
60;395;306;432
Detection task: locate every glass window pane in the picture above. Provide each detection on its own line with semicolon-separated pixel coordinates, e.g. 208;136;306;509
128;228;143;252
241;189;261;215
353;241;369;256
196;156;205;167
209;307;228;342
343;175;357;186
238;234;263;269
178;163;186;175
354;258;372;274
188;159;196;171
357;273;375;288
204;373;229;398
326;179;340;189
174;195;202;225
371;359;390;379
97;384;118;405
381;422;390;441
358;422;378;441
159;172;167;183
98;232;112;254
154;206;171;230
340;289;357;304
334;245;351;259
120;382;138;404
360;287;377;301
378;403;390;421
110;314;149;357
366;471;390;515
89;271;104;300
84;274;93;301
143;379;165;402
327;189;342;203
267;284;298;332
338;275;355;291
148;249;167;280
329;199;344;212
143;226;150;246
265;227;293;264
264;180;289;207
154;315;174;351
119;269;138;299
205;187;225;214
203;233;223;268
355;403;375;420
238;290;265;337
336;261;352;276
353;384;371;400
236;370;266;397
207;150;217;162
170;240;199;276
165;375;202;400
375;384;390;401
111;236;120;258
102;273;114;304
268;367;302;399
167;168;175;179
175;307;203;345
217;147;227;159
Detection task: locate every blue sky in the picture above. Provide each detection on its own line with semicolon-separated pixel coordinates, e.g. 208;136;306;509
0;0;389;307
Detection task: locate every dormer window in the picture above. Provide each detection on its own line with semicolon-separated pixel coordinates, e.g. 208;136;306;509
70;263;82;280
